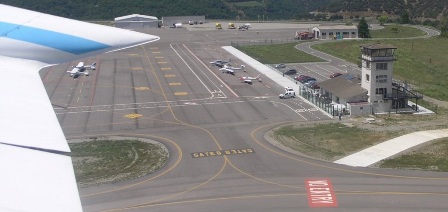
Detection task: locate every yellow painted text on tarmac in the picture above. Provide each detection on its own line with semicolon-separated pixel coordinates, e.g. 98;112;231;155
191;148;254;158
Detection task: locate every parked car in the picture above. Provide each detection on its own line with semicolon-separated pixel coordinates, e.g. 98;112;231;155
304;80;317;87
301;77;316;83
275;64;286;68
330;72;343;78
309;84;320;89
294;75;309;81
298;76;312;83
283;69;297;75
298;76;315;83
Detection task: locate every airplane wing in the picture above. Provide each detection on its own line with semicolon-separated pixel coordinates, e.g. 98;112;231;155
0;141;81;212
70;67;80;75
0;3;159;212
0;57;82;211
76;62;84;68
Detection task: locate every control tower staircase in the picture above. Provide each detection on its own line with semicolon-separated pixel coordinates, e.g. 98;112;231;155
385;80;423;111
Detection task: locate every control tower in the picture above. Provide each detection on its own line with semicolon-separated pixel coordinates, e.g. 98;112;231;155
360;43;424;113
360;43;397;113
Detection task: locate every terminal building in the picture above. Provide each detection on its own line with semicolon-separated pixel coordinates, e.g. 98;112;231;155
312;25;358;40
114;14;159;29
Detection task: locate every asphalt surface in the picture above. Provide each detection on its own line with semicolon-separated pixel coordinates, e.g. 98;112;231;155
40;23;448;212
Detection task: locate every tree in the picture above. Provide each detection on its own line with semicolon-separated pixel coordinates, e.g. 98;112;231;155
401;11;410;24
358;17;370;38
441;18;448;38
378;15;388;26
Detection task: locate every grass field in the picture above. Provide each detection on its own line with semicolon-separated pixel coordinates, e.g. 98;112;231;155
236;25;448;101
273;123;400;161
313;37;448;101
70;139;168;187
379;138;448;172
236;42;326;64
370;25;427;38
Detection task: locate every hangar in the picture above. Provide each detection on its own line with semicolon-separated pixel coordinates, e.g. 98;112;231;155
312;25;358;40
114;14;159;29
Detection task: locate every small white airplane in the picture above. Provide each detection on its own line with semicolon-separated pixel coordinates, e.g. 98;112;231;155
239;74;261;84
170;23;182;28
68;62;96;77
210;59;230;67
238;23;251;30
219;65;245;75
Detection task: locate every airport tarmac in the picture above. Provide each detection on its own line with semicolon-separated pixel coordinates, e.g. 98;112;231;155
40;23;448;211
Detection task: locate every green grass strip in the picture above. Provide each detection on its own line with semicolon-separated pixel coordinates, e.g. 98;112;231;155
273;123;400;161
236;42;325;64
313;37;448;101
380;138;448;172
70;139;168;187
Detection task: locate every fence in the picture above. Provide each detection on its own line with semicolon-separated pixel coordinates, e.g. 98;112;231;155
231;38;299;47
298;86;339;116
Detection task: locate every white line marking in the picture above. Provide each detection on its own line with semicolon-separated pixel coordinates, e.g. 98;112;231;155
170;44;214;98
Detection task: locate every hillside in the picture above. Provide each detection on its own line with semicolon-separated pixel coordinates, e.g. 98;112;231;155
323;0;448;20
0;0;331;20
1;0;446;25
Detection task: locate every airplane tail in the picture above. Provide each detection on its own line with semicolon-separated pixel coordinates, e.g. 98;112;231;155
90;62;96;70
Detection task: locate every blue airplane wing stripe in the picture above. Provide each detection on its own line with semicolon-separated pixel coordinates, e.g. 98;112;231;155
0;21;110;55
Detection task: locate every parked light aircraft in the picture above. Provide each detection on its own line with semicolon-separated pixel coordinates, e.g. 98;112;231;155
68;62;96;77
0;4;159;212
170;23;183;28
238;23;251;30
239;74;261;84
220;65;245;75
210;59;230;67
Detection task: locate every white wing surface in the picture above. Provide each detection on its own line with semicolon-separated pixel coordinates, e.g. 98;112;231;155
0;144;82;212
0;3;159;212
0;57;70;151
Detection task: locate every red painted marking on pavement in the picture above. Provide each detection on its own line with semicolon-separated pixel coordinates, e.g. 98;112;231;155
305;178;338;208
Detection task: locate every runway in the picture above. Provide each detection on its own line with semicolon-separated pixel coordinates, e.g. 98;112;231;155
40;23;448;211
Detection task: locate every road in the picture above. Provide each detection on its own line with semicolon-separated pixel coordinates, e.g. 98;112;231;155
291;25;441;82
40;23;448;211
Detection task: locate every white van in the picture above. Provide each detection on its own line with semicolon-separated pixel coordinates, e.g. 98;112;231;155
279;87;296;99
